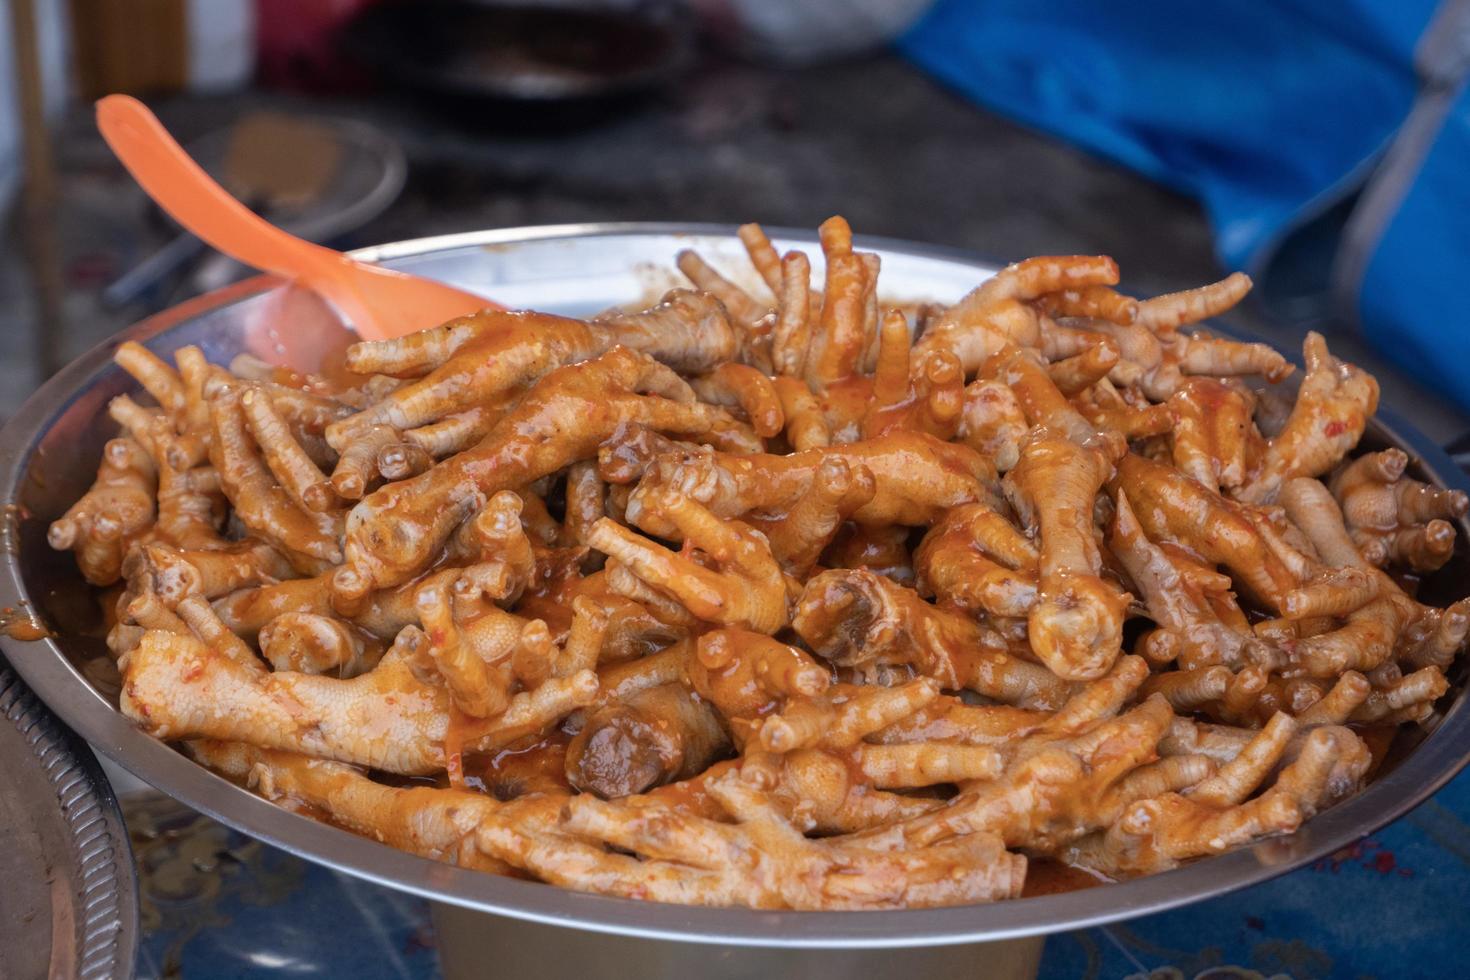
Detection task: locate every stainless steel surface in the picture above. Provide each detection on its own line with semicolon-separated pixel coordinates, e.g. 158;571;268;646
2;224;1468;949
0;661;137;978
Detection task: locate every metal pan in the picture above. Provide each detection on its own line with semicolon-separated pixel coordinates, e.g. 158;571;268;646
337;0;696;127
2;224;1467;948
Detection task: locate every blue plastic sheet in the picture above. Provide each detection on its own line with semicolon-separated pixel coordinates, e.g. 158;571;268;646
1356;81;1470;414
899;0;1470;411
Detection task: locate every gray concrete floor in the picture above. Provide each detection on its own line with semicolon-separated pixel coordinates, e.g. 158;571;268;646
5;51;1466;442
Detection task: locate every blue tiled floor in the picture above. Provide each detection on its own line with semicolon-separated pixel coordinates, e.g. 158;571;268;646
130;768;1470;980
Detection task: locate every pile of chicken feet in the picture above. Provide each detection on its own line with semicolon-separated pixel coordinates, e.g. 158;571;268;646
52;217;1469;910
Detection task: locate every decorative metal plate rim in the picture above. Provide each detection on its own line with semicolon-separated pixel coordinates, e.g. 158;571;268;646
0;661;138;978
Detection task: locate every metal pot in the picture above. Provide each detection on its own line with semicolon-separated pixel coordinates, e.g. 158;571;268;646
2;224;1467;954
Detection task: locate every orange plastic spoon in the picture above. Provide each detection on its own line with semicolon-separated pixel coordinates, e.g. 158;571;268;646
95;94;497;340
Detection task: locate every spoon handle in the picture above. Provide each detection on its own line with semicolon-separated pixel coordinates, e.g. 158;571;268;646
96;95;340;282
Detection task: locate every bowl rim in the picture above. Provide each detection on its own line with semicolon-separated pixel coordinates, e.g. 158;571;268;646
2;221;1467;948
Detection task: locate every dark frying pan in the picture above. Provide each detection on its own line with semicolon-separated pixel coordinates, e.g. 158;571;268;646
339;0;696;125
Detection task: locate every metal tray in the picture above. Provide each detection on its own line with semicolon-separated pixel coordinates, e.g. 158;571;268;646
2;224;1467;948
0;660;137;978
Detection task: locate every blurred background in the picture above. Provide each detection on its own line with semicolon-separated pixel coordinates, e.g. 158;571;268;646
6;0;1470;441
5;1;1470;976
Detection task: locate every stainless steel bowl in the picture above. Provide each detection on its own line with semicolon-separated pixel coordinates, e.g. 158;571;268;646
2;224;1467;948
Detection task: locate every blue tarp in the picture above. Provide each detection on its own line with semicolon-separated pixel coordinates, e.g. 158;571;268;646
1357;81;1470;416
900;0;1470;411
